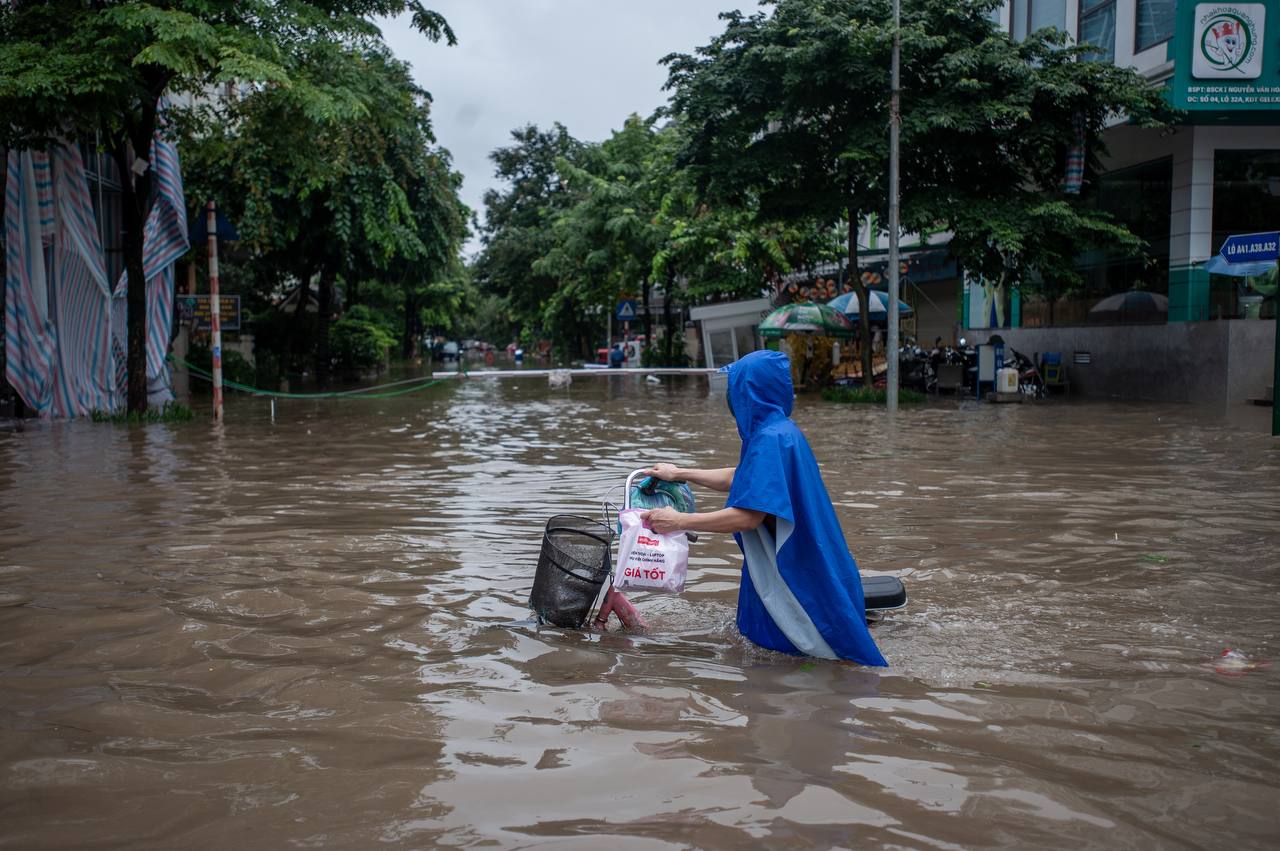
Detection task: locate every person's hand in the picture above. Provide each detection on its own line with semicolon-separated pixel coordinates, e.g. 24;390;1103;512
594;587;647;631
641;507;686;535
642;463;682;482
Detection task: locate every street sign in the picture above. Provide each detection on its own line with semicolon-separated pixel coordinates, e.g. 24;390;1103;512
615;299;637;321
179;294;241;331
1219;231;1279;264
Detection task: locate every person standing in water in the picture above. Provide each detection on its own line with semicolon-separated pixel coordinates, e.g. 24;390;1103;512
596;349;886;666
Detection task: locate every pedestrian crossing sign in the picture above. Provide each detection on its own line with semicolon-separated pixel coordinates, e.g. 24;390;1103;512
616;300;637;320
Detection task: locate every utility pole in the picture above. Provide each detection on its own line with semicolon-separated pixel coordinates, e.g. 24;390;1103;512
886;0;902;412
206;201;224;422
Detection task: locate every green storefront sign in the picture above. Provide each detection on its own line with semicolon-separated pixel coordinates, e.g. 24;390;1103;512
1170;1;1280;122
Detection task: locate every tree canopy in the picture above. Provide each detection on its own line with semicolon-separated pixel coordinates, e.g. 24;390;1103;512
0;0;455;409
663;0;1173;378
182;43;468;385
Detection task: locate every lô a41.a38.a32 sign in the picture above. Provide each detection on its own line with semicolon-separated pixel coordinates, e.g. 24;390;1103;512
1220;232;1280;263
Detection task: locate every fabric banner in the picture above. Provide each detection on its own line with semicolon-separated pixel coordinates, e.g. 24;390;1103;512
4;151;58;414
111;114;189;408
49;145;113;417
5;120;186;416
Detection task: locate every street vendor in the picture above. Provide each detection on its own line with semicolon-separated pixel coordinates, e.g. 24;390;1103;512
596;349;886;666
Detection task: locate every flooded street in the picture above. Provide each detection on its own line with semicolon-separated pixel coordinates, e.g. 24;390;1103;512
2;377;1278;849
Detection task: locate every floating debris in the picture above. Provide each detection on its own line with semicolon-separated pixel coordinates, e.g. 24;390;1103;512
547;369;572;389
1211;648;1270;677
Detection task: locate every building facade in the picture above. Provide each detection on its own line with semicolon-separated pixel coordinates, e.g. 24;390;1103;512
984;0;1279;329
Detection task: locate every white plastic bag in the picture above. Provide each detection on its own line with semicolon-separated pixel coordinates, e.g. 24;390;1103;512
613;508;688;594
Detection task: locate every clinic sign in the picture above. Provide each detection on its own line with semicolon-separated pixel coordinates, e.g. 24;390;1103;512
1193;5;1264;78
1171;1;1280;114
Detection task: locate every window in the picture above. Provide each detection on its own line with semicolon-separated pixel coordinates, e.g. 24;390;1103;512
1020;158;1173;327
1134;0;1175;52
1011;0;1067;41
734;325;759;361
1211;150;1280;318
708;330;736;369
1079;0;1117;61
1012;0;1029;40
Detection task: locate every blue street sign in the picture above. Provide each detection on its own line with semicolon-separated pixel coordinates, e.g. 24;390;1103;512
1219;232;1279;264
615;299;637;321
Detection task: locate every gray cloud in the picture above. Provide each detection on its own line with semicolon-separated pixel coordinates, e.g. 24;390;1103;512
381;0;752;254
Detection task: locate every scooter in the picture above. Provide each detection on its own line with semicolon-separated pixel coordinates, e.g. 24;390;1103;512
1004;347;1046;399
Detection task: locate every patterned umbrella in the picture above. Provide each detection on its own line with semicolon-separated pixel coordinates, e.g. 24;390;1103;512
760;302;857;338
827;290;913;320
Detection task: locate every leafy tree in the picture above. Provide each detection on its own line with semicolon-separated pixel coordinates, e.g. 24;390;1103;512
664;0;1170;381
0;0;454;411
533;116;670;359
183;43;466;385
529;115;838;363
473;123;584;339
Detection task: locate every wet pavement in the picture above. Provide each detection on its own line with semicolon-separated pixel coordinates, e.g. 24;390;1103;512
2;376;1278;848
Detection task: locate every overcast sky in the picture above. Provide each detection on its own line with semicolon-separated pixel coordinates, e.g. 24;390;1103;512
381;0;753;254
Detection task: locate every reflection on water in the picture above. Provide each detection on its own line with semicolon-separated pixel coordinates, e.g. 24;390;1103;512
1;378;1277;848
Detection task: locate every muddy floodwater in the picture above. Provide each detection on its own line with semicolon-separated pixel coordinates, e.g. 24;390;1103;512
2;375;1278;849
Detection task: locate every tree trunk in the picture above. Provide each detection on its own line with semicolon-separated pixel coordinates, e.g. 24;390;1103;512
848;211;873;384
111;136;155;414
640;279;652;362
315;265;335;388
402;288;417;360
281;270;312;386
663;272;676;366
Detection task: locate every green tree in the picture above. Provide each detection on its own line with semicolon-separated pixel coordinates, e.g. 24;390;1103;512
533;116;669;360
665;0;1170;381
0;0;454;411
474;123;584;340
530;115;838;363
182;44;466;385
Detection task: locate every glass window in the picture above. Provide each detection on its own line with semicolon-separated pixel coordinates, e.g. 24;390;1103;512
709;330;735;368
1030;0;1066;33
734;324;758;360
1011;0;1029;40
1135;0;1175;52
1210;150;1280;319
1013;0;1067;42
1020;158;1173;327
1080;0;1116;62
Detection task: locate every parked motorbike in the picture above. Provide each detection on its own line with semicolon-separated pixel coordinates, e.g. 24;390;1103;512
1004;347;1046;399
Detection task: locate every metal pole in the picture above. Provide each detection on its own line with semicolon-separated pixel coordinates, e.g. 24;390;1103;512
1272;301;1278;436
886;0;902;411
206;201;223;422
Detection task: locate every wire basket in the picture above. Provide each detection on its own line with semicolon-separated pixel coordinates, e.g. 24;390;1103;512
529;514;614;628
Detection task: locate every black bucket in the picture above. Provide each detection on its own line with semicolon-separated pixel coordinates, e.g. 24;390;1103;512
528;514;614;628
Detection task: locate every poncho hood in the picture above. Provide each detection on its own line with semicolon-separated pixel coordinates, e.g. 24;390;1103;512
722;350;793;442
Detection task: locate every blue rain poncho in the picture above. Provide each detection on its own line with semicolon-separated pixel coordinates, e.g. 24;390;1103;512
722;350;888;666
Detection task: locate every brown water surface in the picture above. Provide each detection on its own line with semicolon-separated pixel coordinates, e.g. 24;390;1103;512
2;376;1278;849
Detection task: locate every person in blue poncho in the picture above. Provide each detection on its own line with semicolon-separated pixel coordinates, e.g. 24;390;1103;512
632;349;887;666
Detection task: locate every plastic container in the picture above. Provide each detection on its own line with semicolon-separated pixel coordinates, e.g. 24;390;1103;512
997;366;1019;394
528;515;613;628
